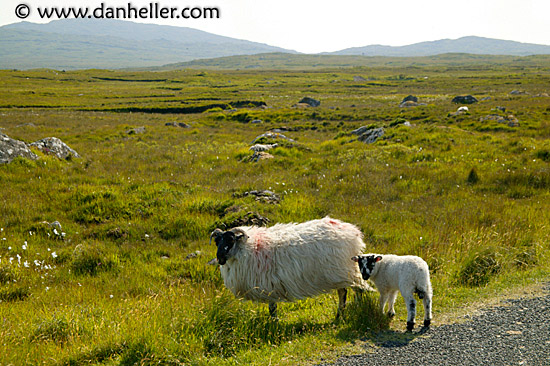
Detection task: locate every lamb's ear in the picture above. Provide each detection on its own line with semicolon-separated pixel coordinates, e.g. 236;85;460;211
209;229;224;245
351;256;360;262
375;255;383;262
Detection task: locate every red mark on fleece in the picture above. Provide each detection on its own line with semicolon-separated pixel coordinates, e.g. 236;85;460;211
253;229;271;270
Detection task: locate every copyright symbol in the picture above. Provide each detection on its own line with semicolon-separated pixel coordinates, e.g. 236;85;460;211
15;4;30;19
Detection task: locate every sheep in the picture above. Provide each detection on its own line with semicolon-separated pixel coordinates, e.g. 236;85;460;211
210;216;372;318
352;254;432;331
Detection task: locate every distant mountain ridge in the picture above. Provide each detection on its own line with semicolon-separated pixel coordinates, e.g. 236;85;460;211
1;19;550;70
0;19;295;69
327;36;550;57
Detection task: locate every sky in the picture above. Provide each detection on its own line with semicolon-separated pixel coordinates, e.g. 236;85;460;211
2;0;550;53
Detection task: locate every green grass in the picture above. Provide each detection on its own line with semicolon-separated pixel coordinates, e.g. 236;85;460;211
0;63;549;365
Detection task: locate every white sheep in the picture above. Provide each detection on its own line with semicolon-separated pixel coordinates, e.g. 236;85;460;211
210;216;372;318
352;254;432;331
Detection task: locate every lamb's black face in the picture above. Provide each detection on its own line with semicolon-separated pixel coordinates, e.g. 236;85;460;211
213;231;237;265
352;255;382;280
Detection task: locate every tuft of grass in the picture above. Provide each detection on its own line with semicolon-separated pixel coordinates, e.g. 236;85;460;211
456;247;502;287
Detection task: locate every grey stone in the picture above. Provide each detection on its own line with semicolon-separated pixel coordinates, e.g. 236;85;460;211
30;137;80;159
0;132;38;164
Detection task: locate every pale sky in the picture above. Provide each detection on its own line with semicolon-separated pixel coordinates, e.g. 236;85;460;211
2;0;550;53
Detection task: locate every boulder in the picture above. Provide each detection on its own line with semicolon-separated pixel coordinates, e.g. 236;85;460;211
249;143;278;152
165;122;190;128
297;97;320;107
353;76;367;82
479;114;520;127
252;131;295;144
399;100;425;108
242;190;280;204
0;132;38;164
127;126;146;134
452;95;478;104
353;127;385;144
401;95;418;104
30;137;80;160
248;151;274;162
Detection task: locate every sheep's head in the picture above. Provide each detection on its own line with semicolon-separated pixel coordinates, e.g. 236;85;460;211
352;254;382;281
210;228;247;265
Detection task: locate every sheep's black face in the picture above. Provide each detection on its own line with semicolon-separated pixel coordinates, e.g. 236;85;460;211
352;255;382;281
214;231;237;265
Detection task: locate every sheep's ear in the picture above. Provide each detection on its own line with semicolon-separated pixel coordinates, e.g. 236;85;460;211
351;256;360;262
375;256;382;262
209;229;224;245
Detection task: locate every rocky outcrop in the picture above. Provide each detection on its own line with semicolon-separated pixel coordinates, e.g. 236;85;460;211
30;137;80;160
0;132;38;164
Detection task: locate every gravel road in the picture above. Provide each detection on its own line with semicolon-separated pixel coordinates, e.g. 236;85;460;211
320;284;550;366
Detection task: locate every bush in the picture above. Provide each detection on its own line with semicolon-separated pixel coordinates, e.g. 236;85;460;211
467;167;479;185
70;244;118;276
456;247;501;287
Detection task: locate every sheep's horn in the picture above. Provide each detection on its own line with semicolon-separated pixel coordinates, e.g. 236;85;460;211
210;228;224;245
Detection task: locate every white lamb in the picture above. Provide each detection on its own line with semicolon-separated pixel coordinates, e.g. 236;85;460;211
352;254;432;331
210;217;372;318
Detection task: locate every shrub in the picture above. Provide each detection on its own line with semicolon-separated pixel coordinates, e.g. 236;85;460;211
70;244;118;276
456;247;501;287
467;167;479;185
342;291;391;333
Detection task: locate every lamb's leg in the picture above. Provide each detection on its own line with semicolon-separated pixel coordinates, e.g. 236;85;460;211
379;292;388;315
336;288;347;319
387;291;399;318
404;293;417;332
422;294;432;328
268;302;277;319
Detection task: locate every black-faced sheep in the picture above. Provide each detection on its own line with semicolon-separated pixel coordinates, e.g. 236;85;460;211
352;254;432;331
210;217;372;318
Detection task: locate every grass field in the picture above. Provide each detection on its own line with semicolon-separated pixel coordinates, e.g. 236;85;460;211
1;59;550;365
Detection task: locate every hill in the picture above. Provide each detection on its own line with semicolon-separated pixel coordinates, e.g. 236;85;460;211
328;36;550;57
155;52;550;70
0;19;295;69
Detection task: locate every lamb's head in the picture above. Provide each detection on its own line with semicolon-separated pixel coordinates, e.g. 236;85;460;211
352;254;382;280
210;228;248;265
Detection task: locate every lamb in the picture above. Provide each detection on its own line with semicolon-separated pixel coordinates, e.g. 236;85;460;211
210;216;372;318
352;254;432;331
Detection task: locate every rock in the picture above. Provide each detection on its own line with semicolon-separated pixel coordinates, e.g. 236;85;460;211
30;137;80;160
251;131;295;144
480;96;492;101
127;126;146;134
165;122;190;128
228;211;270;227
185;251;201;260
401;95;418;104
494;106;506;113
451;106;469;116
510;90;528;95
242;190;280;204
479;114;520;127
355;127;385;144
297;97;320;107
249;143;278;152
15;123;36;128
248;151;274;162
251;119;263;124
452;95;478;104
353;76;367;82
399;101;426;108
0;132;38;164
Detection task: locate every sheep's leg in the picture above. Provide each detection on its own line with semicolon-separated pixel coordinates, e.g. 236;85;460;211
404;293;416;332
422;294;432;328
386;291;398;318
378;292;388;315
268;302;277;319
336;288;347;319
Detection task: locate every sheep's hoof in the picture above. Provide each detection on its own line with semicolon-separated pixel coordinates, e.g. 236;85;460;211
387;312;396;318
406;321;415;332
423;319;431;328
